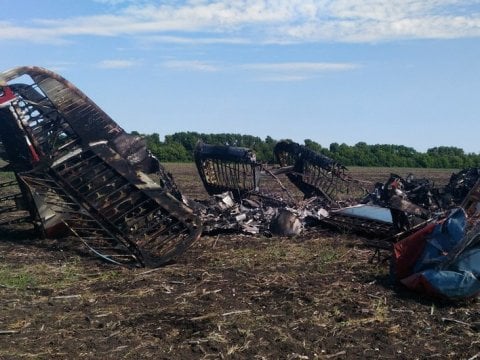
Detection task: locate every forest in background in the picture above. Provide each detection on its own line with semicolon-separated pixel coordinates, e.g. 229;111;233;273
133;131;480;169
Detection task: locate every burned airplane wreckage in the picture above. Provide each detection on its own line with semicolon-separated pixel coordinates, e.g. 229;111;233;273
193;140;459;242
1;66;480;286
193;138;480;271
193;141;480;299
0;66;201;267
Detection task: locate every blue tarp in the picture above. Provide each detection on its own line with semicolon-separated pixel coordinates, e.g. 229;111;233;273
393;208;480;300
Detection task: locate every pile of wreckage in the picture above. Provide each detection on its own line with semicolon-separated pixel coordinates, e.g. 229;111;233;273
0;66;202;267
1;66;480;300
193;141;480;300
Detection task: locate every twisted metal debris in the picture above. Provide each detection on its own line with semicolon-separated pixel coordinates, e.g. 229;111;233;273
194;142;259;201
274;140;369;205
0;66;201;267
194;140;480;249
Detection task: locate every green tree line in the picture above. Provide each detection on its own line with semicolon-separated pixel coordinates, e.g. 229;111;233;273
132;131;480;169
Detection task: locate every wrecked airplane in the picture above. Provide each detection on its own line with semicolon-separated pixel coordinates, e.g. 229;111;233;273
0;66;202;267
2;66;480;300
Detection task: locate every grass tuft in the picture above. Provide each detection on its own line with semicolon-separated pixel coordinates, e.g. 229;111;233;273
0;267;37;290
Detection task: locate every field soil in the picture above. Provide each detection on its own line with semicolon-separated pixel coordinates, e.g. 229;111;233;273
0;164;479;359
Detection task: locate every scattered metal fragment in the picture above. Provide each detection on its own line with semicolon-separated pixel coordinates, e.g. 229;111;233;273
269;209;302;236
194;139;480;252
194;140;395;239
0;66;201;267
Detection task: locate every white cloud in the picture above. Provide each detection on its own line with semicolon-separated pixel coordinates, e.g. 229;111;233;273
242;61;360;82
242;62;360;72
44;62;76;73
0;21;68;44
162;60;219;72
93;0;134;4
256;75;309;82
1;1;480;44
159;60;358;77
143;35;251;45
97;59;138;69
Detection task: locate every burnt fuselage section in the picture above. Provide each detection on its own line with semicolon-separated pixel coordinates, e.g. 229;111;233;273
194;142;259;201
0;66;201;267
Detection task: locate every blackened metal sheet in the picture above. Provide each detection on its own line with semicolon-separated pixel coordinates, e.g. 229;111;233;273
0;66;202;267
0;66;157;174
274;140;368;205
194;141;259;200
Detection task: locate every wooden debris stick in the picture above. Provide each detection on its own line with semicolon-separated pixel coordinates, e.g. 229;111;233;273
441;318;471;327
50;295;81;300
468;353;480;360
137;268;163;276
0;330;20;335
191;313;218;321
325;350;347;358
222;310;251;317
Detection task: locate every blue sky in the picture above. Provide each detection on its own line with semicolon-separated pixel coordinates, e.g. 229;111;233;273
1;0;480;153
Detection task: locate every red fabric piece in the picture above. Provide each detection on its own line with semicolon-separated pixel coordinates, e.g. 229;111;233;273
0;86;15;106
400;273;440;297
393;223;436;280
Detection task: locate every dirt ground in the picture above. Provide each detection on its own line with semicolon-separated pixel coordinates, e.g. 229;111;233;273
0;164;479;359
